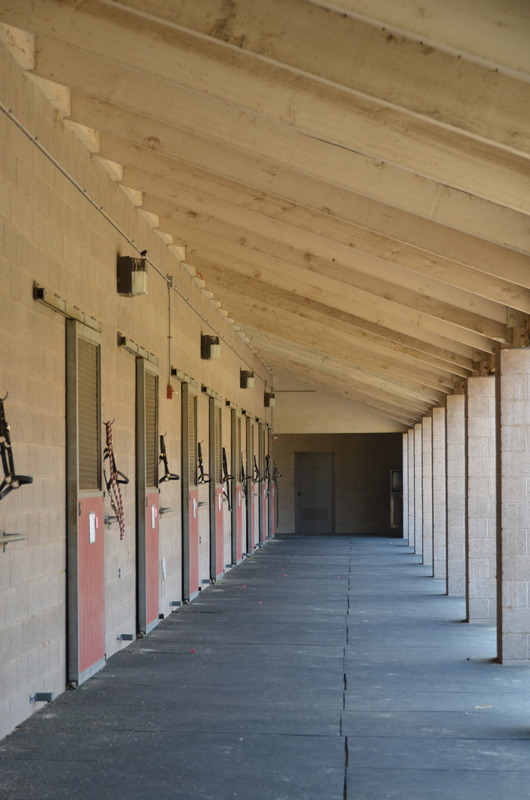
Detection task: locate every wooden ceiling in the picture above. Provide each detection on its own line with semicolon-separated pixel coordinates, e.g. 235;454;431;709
2;0;530;426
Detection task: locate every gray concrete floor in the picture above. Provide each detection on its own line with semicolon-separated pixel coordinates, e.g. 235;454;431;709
2;536;530;799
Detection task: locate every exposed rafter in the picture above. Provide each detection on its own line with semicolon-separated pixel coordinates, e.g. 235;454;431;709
1;0;529;427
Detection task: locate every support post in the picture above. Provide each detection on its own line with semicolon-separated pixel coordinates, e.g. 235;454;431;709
414;423;423;557
466;376;496;623
402;432;409;543
446;393;466;596
432;406;447;583
407;428;415;550
496;346;530;664
422;416;433;571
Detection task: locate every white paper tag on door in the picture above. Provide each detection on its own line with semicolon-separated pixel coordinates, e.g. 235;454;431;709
89;512;97;544
151;505;157;529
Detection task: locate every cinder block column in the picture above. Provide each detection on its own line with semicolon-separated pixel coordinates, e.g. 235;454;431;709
446;394;466;596
497;347;530;664
414;423;423;557
402;433;409;542
422;416;433;571
466;376;496;623
432;406;447;582
407;428;415;550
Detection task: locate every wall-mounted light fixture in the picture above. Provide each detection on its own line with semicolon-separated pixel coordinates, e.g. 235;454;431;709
117;252;148;296
201;334;220;360
264;392;276;407
240;370;255;389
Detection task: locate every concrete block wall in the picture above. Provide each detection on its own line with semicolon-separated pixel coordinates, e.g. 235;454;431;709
274;432;403;535
466;376;496;623
0;42;271;740
445;394;466;596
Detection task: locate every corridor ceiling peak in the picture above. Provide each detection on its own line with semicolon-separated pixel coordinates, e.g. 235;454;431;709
1;0;529;426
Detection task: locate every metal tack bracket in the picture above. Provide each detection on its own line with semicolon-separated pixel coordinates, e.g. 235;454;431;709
1;533;26;552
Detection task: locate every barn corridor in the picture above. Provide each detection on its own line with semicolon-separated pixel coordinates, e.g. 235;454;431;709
2;535;530;800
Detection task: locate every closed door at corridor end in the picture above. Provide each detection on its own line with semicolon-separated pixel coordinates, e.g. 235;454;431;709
295;452;334;534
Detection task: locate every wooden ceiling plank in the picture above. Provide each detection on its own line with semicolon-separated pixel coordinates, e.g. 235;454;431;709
98;132;530;282
12;12;526;217
250;333;445;407
158;215;502;351
313;0;530;79
4;0;529;266
97;0;530;156
204;271;474;380
239;316;453;396
121;162;530;313
51;78;530;255
214;295;457;390
204;277;473;383
187;256;480;370
141;188;512;329
268;359;419;425
253;336;433;415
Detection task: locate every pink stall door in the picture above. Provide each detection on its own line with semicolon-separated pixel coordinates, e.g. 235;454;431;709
78;495;105;679
145;490;160;631
188;487;200;598
215;486;224;579
236;485;244;562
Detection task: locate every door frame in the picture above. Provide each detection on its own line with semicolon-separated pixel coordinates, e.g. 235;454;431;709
135;357;160;634
181;380;199;601
208;395;224;581
65;319;105;685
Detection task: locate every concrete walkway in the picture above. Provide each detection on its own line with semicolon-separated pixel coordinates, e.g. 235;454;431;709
2;536;530;799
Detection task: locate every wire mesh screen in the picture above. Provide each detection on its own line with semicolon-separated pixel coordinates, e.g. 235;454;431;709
145;371;158;488
78;337;100;491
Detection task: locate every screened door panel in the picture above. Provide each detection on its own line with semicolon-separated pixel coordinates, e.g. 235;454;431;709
136;359;159;634
77;338;101;491
145;371;158;489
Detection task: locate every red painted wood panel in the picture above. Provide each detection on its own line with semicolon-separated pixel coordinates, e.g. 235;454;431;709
236;484;243;562
189;487;199;596
145;491;159;629
215;486;224;578
251;491;257;550
261;484;268;543
78;495;105;675
270;484;277;538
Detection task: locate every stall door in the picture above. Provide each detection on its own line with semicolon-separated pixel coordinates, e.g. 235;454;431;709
245;417;255;553
295;452;334;534
209;399;224;580
66;321;105;685
136;360;159;634
268;428;276;539
182;383;199;601
231;410;244;564
258;423;268;544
